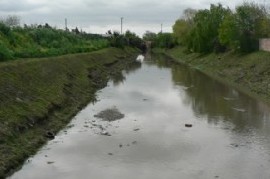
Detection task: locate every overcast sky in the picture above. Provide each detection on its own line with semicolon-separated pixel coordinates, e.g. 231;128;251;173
0;0;266;36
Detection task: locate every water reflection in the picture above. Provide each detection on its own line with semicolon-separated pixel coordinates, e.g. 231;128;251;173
170;61;270;135
111;61;142;86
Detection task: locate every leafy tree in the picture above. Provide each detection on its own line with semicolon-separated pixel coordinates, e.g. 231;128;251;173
182;8;197;21
173;19;190;45
173;8;196;45
219;2;270;52
188;4;230;53
236;2;269;52
155;33;177;48
218;13;239;49
143;31;157;41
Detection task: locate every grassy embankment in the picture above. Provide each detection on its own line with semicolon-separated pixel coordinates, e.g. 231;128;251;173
156;46;270;103
0;23;109;61
0;47;139;178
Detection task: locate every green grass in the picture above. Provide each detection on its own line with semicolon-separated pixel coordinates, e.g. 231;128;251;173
158;46;270;103
0;24;109;61
0;47;139;178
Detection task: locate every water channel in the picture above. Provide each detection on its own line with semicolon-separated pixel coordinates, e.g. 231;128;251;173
10;54;270;179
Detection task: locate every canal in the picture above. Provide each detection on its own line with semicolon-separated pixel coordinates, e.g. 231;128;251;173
10;54;270;179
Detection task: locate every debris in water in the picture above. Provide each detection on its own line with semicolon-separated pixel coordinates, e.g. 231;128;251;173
232;107;246;112
185;124;193;128
132;141;137;145
119;144;123;148
94;107;124;122
101;131;111;136
108;153;113;156
182;85;194;90
133;128;140;131
67;124;75;129
230;143;239;148
223;97;236;101
45;131;55;139
136;55;144;62
47;161;55;164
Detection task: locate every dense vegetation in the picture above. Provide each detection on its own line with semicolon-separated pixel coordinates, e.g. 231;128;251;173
143;31;178;49
0;22;109;61
107;30;146;52
173;2;270;53
0;16;146;62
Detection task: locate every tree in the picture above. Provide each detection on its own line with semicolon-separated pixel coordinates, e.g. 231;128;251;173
173;8;196;45
143;31;157;41
219;2;270;52
0;15;20;27
182;8;197;21
173;19;190;45
186;4;230;53
235;2;269;52
219;13;239;49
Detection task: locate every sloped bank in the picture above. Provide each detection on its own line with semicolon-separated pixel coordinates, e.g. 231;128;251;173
156;47;270;104
0;47;139;178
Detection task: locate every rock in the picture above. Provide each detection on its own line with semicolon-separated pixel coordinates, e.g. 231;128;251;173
230;143;239;147
119;144;123;148
132;141;137;145
185;124;193;128
133;128;140;131
108;153;113;156
47;161;55;164
94;107;125;122
45;131;55;139
67;124;75;128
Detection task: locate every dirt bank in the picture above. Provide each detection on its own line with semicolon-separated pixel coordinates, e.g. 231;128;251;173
155;47;270;104
0;47;139;178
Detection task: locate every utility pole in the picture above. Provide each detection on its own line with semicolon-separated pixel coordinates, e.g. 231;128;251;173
121;17;123;34
161;23;163;34
65;18;67;31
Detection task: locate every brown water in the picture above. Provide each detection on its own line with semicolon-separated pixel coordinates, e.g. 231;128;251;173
9;55;270;179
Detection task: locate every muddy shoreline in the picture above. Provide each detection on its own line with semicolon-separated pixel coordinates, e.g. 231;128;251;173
0;48;140;178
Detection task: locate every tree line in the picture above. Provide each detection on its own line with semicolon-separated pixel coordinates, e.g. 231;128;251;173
173;2;270;53
0;16;146;61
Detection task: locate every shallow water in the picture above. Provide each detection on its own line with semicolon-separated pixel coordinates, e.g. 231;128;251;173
10;55;270;179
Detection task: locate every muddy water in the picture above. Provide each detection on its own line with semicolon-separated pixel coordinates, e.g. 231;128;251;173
10;55;270;179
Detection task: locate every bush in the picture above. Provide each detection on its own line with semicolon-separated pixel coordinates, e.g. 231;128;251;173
0;43;13;61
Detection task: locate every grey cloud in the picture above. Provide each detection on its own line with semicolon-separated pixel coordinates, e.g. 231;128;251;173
0;0;249;34
0;0;42;12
